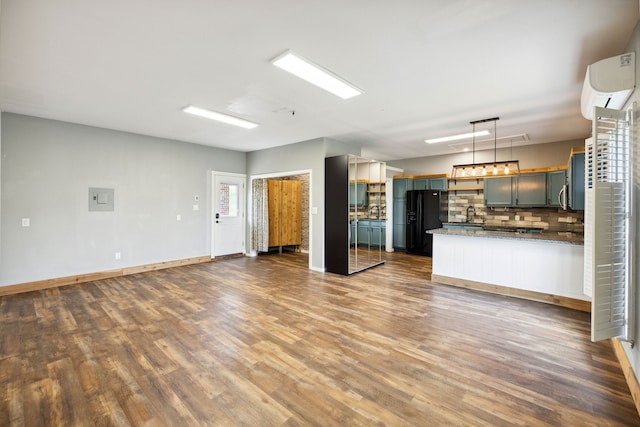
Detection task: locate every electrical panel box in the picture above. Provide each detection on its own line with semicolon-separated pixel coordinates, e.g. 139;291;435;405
89;188;114;212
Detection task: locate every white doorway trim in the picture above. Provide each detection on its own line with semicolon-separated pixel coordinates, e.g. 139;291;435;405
211;171;246;258
248;169;313;270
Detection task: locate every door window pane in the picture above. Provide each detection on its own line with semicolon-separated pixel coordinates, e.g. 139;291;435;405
219;183;239;217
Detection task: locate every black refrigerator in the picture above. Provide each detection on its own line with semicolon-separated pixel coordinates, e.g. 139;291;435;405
406;190;447;256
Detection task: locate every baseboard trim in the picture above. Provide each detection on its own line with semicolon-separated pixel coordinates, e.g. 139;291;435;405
431;274;591;312
0;256;212;297
611;338;640;418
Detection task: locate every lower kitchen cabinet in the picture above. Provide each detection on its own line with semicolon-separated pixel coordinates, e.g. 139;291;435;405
369;220;386;248
351;220;386;248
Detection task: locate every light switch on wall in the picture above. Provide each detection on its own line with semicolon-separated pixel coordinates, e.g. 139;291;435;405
22;218;30;227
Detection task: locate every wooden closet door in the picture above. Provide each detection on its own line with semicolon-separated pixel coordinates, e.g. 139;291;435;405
280;180;302;246
267;180;282;247
267;180;302;247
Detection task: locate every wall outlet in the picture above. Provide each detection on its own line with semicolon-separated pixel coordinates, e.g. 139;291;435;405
21;218;30;227
114;252;121;260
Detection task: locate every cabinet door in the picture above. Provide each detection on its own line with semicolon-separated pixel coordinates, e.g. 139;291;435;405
484;177;513;206
413;178;428;190
515;173;547;207
547;170;566;207
357;221;369;245
569;153;585;210
392;178;412;199
392;199;406;249
428;178;448;191
349;182;367;207
370;222;381;246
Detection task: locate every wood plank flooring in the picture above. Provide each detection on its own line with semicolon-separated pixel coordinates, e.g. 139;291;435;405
0;251;637;426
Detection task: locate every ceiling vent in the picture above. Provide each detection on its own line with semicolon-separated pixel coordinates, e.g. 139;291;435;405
581;52;635;120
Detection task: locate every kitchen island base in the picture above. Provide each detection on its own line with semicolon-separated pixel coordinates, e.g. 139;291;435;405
431;274;590;312
431;231;589;312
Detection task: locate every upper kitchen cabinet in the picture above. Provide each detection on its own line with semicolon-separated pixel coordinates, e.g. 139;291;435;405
349;181;366;207
547;170;567;207
569;151;585;210
484;177;514;207
413;177;447;191
514;173;547;207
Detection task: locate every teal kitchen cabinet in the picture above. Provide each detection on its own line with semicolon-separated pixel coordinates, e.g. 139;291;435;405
413;178;428;190
413;177;447;191
369;220;386;249
515;173;547;207
547;170;566;207
357;220;370;245
484;177;514;207
393;178;413;250
349;181;367;207
428;177;448;190
569;152;585;210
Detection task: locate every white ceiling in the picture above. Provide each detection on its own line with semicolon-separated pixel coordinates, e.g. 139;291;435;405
1;1;638;161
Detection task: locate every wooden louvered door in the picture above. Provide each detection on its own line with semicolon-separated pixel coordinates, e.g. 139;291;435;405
268;180;302;248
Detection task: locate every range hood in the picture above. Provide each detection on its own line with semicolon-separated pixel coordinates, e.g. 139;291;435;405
581;52;635;120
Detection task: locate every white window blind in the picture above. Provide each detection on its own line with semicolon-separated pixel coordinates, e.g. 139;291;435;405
585;106;632;342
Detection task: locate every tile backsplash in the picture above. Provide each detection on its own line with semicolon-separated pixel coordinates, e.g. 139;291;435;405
448;191;583;233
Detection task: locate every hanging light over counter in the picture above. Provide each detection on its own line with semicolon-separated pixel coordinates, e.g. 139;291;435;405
450;117;520;180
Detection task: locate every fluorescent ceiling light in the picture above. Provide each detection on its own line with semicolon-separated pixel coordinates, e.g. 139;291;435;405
182;105;259;129
425;129;490;144
271;50;363;99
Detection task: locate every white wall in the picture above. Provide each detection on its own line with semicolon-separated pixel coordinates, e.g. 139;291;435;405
621;19;640;385
0;113;245;286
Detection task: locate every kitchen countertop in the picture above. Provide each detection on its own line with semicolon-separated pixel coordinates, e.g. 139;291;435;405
428;227;584;245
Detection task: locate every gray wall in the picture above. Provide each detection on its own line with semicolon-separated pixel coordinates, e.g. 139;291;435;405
0;113;245;286
388;139;582;175
246;137;358;271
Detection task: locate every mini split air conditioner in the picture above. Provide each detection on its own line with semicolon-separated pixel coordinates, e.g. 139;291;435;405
581;52;635;120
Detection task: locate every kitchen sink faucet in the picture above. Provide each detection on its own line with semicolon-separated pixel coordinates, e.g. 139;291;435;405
466;205;475;223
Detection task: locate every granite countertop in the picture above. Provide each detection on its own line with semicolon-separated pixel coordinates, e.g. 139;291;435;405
428;227;584;246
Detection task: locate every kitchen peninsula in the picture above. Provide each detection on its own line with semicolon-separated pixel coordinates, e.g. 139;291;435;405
429;227;588;311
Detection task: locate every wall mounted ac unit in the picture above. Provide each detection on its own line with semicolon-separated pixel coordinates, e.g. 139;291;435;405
581;52;635;120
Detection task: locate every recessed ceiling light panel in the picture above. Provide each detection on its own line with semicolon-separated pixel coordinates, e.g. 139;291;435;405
182;105;259;129
271;50;363;99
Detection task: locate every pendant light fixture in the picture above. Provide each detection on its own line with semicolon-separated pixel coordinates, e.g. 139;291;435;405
450;117;520;179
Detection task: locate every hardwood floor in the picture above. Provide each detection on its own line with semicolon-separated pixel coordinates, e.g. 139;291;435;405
0;251;637;426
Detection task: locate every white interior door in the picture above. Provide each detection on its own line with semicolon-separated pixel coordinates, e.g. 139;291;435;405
212;173;245;257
